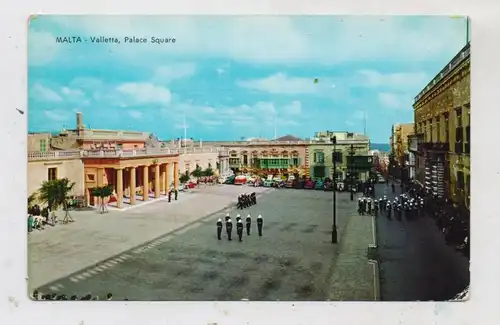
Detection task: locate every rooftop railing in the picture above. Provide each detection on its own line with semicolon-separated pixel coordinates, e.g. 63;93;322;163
199;139;370;146
414;42;470;103
28;147;228;161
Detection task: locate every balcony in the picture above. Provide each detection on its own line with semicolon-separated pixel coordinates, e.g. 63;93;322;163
28;147;226;162
421;142;450;151
455;142;463;154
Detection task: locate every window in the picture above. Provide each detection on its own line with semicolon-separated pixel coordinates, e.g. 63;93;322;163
40;139;47;152
292;158;299;166
457;171;465;190
456;107;463;127
429;120;433;142
436;117;441;142
48;167;57;181
86;174;95;182
314;151;325;163
332;151;343;163
444;114;450;143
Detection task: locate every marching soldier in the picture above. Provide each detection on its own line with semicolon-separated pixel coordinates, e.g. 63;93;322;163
367;198;372;215
236;219;244;242
386;201;392;219
373;199;379;216
357;198;363;215
245;214;252;235
251;192;257;205
236;214;242;223
237;195;243;209
168;190;172;202
226;218;233;241
257;214;263;237
225;213;230;222
216;218;223;240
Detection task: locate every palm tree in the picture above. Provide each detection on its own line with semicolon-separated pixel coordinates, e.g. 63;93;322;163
36;178;75;224
91;185;114;214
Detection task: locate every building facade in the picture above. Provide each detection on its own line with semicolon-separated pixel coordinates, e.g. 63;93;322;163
413;42;470;208
28;112;230;209
308;132;370;181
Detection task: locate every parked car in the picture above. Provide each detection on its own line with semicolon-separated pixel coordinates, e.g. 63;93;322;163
304;179;315;189
315;180;324;190
263;179;274;187
185;181;196;189
285;180;294;188
224;176;235;184
295;180;305;189
323;181;334;191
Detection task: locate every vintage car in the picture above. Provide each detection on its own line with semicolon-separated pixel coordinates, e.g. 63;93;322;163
285;180;294;188
323;181;334;191
304;179;315;189
185;181;197;189
234;176;247;185
294;180;305;189
315;179;324;190
224;175;235;184
263;179;274;187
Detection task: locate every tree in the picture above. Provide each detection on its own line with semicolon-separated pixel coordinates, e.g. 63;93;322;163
179;171;190;184
91;185;114;214
27;192;37;214
190;164;204;178
36;178;75;223
202;167;215;177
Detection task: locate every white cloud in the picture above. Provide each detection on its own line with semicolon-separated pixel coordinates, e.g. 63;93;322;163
237;73;324;95
128;110;143;119
203;120;224;126
61;87;84;97
355;70;428;89
378;92;412;110
43;109;71;122
351;110;368;120
216;68;225;75
116;83;172;105
34;16;467;66
153;63;196;83
31;83;62;102
284;101;302;115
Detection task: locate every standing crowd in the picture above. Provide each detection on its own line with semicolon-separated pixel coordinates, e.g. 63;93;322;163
217;213;264;242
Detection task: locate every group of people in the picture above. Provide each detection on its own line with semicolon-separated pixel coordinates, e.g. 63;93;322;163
32;291;120;301
236;192;257;209
357;191;425;219
217;213;263;242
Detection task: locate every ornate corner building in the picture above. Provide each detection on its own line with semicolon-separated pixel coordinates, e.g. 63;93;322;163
413;42;470;210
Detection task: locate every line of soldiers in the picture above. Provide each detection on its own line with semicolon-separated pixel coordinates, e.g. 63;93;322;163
237;192;257;210
237;192;257;209
357;196;379;215
31;291;118;301
217;213;263;242
376;193;425;219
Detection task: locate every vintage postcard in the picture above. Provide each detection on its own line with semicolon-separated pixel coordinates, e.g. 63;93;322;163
27;15;470;301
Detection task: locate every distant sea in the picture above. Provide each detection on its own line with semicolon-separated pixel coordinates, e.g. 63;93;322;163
370;143;390;152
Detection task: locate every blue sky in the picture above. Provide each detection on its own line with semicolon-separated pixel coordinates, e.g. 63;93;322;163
28;15;468;143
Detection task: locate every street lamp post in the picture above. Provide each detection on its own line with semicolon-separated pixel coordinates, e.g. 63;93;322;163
331;136;338;244
348;144;355;201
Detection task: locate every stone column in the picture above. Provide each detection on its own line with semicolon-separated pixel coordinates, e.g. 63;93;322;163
155;164;161;199
165;162;171;192
129;166;136;205
173;162;179;189
116;168;124;208
143;165;149;201
160;164;166;194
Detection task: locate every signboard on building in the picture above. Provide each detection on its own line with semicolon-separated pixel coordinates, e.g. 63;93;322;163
347;155;373;171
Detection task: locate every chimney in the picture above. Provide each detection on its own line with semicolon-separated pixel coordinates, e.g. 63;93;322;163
76;112;83;130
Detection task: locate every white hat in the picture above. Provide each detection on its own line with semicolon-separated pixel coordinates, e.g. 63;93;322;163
237;214;241;218
257;214;262;219
226;213;229;217
247;214;251;218
227;218;232;222
237;219;242;223
218;218;222;222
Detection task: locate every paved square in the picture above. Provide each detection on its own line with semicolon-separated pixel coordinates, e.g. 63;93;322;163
30;185;374;301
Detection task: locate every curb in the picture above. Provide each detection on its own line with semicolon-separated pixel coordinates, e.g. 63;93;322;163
367;215;381;301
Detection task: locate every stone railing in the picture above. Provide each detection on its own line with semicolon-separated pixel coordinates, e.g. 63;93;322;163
28;147;227;161
76;130;150;140
414;42;470;102
201;139;370;146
